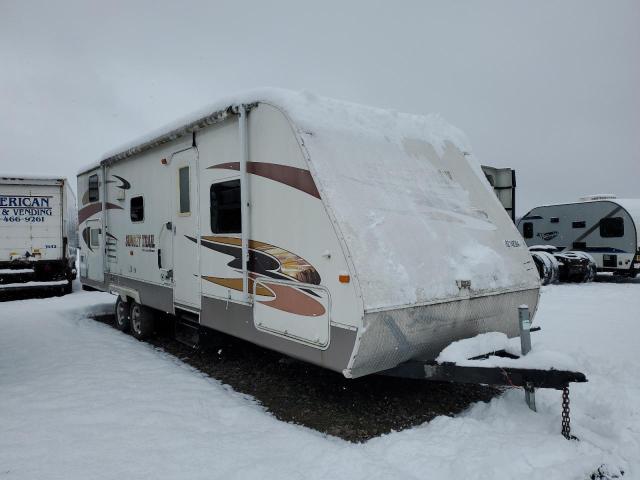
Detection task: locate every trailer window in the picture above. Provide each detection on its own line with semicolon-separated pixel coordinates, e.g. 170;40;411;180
90;228;100;247
600;217;624;238
550;217;559;223
522;222;533;239
178;167;190;214
210;180;241;234
130;196;144;223
88;174;99;202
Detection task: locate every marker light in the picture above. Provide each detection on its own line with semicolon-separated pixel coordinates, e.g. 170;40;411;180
338;273;350;283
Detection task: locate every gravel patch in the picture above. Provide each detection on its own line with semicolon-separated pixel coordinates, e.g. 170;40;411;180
93;313;501;442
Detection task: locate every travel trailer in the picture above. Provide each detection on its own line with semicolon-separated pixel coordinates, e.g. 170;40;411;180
0;175;77;293
77;89;540;378
480;166;516;222
518;195;640;277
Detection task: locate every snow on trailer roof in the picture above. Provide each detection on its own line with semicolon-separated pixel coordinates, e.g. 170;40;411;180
78;88;472;174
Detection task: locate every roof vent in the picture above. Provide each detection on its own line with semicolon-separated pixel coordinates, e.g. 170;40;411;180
579;194;617;202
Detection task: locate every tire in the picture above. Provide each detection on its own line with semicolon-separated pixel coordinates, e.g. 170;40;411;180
568;251;597;282
63;280;73;295
130;302;155;340
115;296;131;332
530;250;559;285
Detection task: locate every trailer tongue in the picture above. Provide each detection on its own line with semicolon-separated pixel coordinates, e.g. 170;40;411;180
381;305;587;440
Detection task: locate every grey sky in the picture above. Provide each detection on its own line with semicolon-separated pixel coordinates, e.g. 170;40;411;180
1;0;638;214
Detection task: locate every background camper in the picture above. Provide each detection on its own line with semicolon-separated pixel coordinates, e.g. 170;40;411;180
78;89;540;378
518;195;640;278
0;175;77;294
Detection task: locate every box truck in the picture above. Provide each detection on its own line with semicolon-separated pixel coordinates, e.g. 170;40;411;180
0;175;77;294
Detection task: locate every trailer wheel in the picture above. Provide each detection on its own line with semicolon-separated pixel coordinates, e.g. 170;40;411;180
130;302;155;340
530;250;559;285
115;296;131;332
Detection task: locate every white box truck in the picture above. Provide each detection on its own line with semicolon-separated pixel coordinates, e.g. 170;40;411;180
0;175;78;294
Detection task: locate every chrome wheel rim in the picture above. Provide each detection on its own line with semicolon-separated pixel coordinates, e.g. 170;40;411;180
116;301;127;326
131;305;141;334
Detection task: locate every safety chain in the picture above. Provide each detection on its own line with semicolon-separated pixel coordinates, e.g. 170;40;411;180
561;386;577;440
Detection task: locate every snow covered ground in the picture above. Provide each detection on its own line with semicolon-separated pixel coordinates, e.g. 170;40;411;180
1;279;638;479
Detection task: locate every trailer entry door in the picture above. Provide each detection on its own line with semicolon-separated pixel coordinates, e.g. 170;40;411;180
171;148;201;311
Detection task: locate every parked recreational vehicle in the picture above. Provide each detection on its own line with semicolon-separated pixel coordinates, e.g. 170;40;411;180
0;175;77;293
78;89;540;378
480;166;516;222
518;195;640;277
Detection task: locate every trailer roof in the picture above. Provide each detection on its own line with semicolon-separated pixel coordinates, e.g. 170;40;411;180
1;174;66;185
78;88;471;175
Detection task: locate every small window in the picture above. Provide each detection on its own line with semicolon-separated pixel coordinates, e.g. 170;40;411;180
523;222;533;239
572;221;586;228
88;174;99;202
550;217;559;224
600;217;624;238
90;228;100;247
178;166;190;214
130;196;144;222
210;180;241;234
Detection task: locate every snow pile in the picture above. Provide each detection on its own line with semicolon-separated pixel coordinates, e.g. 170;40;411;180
1;280;639;479
436;331;580;371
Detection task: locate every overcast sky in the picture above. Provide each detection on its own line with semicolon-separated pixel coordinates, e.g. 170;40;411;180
1;0;638;214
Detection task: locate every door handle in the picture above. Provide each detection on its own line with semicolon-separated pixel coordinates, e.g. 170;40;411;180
157;248;162;269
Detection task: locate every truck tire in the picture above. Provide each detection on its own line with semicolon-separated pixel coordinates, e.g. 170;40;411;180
130;302;155;340
115;296;131;332
530;250;559;285
63;280;73;295
571;252;597;282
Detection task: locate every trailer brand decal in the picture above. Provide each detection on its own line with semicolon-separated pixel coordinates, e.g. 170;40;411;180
1;195;53;223
106;175;131;190
208;162;321;199
78;202;123;224
125;234;155;250
188;235;325;317
537;231;559;241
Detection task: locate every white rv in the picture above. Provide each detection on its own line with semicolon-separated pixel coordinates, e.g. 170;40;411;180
0;175;78;293
77;89;539;378
518;195;640;277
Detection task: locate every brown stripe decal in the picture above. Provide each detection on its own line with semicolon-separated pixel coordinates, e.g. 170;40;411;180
208;162;320;199
78;202;123;224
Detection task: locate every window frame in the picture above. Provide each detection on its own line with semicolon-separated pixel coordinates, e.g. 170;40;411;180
90;228;101;247
177;166;191;216
599;216;624;238
130;195;145;223
210;179;242;234
88;174;99;203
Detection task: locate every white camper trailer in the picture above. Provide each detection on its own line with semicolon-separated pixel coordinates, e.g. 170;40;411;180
518;195;640;277
0;175;77;293
77;89;540;378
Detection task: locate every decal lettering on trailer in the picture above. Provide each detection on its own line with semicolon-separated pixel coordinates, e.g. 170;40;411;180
125;234;156;251
537;231;559;241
